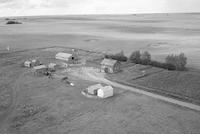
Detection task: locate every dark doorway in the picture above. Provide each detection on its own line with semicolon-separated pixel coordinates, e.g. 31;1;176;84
104;68;109;73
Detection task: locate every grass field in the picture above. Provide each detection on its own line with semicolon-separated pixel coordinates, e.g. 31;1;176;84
0;48;200;134
1;13;200;133
0;13;200;69
107;62;200;104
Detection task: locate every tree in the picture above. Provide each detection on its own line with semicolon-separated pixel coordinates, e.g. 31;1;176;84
129;51;141;63
141;51;151;64
165;53;187;71
177;53;187;70
105;50;127;62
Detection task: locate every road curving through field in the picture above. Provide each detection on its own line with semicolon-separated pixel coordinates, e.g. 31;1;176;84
70;67;200;111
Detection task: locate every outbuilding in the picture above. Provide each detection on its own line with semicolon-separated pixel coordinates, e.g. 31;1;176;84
101;58;121;73
33;65;48;75
31;59;41;67
48;63;57;71
87;84;103;95
55;52;78;64
24;60;32;67
97;86;113;98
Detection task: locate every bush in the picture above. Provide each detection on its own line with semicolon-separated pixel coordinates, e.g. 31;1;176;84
6;20;22;25
149;61;175;70
129;51;141;63
105;50;128;62
165;53;187;71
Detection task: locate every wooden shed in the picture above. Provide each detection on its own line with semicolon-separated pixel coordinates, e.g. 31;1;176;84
101;58;121;73
33;65;48;75
24;60;32;68
31;59;41;67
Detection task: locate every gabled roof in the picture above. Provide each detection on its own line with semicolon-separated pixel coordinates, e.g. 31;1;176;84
99;86;113;92
56;52;72;58
101;58;118;66
87;84;103;91
55;52;72;61
33;65;47;70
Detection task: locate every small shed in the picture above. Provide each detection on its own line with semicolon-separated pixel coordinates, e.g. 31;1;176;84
48;63;57;71
101;58;121;73
31;59;41;67
24;60;32;67
97;86;113;98
55;52;78;64
33;65;48;75
87;84;103;95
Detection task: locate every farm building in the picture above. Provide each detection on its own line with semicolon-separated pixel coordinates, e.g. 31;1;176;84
48;63;59;71
24;60;32;67
33;65;48;75
101;58;121;73
87;84;103;95
55;52;78;64
31;59;41;67
97;86;114;98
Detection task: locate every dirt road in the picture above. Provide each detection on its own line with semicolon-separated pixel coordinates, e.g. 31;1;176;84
70;67;200;111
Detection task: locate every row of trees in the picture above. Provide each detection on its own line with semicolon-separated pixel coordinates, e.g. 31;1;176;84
129;51;187;70
105;50;187;71
105;51;128;62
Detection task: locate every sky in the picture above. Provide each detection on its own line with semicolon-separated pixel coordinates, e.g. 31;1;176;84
0;0;200;17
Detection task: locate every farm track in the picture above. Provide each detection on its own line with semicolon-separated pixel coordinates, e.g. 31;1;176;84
70;67;200;111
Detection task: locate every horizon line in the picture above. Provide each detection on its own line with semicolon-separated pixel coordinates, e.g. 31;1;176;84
1;11;200;18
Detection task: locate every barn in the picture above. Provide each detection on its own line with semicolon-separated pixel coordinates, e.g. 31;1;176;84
101;58;121;73
55;52;78;64
97;86;113;98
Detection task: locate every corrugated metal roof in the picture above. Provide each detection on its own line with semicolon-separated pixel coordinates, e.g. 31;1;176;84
100;86;113;92
33;65;47;70
101;58;118;66
55;52;72;61
87;84;103;91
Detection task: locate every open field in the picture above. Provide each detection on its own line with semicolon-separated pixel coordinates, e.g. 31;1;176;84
107;63;200;104
1;13;200;133
1;13;200;69
0;48;200;134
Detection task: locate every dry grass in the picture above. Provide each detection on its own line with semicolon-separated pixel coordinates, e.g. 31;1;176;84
0;48;200;134
107;61;200;104
129;70;200;103
1;14;200;68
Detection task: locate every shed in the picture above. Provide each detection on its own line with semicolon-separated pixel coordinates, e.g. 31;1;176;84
97;86;113;98
87;84;103;95
24;60;32;67
33;65;48;75
101;58;121;73
31;59;41;67
55;52;78;64
48;63;58;71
